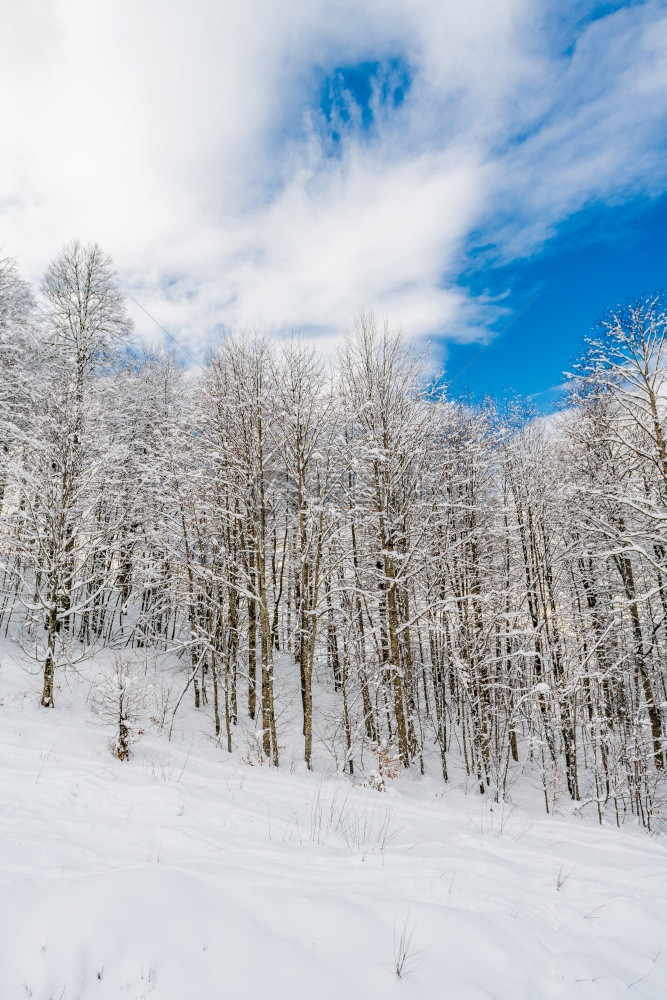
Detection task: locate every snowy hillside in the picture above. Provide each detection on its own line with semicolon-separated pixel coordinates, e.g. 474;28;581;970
2;645;667;1000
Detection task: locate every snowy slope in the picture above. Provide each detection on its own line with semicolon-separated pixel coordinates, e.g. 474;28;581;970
2;646;667;1000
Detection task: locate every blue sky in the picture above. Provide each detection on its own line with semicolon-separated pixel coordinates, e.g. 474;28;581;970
319;59;411;143
0;0;665;406
317;43;667;403
447;192;667;404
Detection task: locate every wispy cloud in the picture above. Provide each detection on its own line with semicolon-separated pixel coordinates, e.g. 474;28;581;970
0;0;665;353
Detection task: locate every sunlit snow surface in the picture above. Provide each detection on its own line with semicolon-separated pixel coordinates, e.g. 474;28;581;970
1;644;667;1000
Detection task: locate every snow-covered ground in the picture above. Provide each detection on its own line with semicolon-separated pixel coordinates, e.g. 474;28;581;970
2;645;667;1000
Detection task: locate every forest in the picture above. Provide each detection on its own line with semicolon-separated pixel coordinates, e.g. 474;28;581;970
2;239;666;829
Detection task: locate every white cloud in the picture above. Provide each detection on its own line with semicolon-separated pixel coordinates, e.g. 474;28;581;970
0;0;665;355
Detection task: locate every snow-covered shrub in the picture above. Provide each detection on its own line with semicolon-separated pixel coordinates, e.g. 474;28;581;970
367;740;401;792
93;654;146;760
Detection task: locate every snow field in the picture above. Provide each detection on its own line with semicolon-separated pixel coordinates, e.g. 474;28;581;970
1;648;667;1000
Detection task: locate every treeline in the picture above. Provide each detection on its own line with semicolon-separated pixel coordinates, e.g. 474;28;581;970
1;241;666;827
